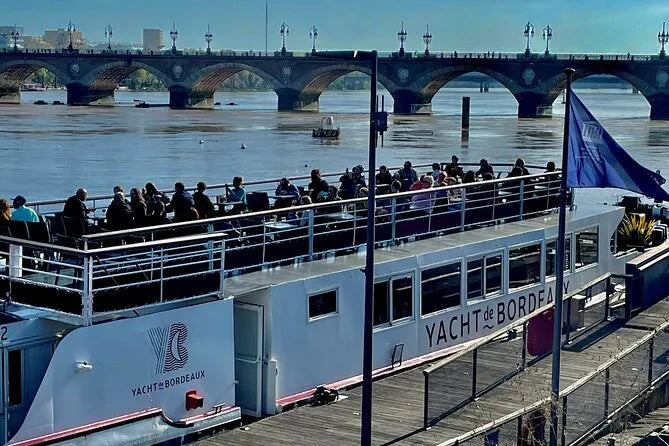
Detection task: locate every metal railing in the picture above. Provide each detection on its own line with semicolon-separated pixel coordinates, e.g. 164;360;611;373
445;319;669;446
0;232;226;325
422;273;627;430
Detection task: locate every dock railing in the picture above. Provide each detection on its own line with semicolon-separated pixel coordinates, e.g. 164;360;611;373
441;318;669;446
72;170;563;276
0;232;226;325
422;273;628;431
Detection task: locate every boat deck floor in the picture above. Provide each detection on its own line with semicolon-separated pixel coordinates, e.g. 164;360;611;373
197;299;669;446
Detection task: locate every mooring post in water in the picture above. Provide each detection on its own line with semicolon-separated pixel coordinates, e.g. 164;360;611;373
461;96;470;130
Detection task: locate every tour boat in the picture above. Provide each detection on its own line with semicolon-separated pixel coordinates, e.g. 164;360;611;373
0;163;646;444
312;116;341;139
20;83;46;92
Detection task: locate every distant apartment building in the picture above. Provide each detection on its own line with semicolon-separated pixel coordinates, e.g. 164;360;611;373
43;28;86;50
22;35;51;50
143;28;164;52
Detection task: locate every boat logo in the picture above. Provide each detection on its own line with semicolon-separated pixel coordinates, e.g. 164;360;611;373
148;322;189;375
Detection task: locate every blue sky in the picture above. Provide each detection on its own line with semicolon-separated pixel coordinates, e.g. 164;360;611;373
7;0;669;54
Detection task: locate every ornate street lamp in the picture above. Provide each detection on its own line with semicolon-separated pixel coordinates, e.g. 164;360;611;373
542;24;552;56
523;21;534;57
309;25;318;54
10;25;19;52
280;22;289;56
67;21;76;52
104;25;113;51
422;25;432;56
397;21;407;57
659;22;669;59
170;21;179;54
205;25;213;55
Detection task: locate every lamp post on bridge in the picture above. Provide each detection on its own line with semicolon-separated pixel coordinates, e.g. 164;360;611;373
170;22;178;55
542;24;552;57
67;21;76;52
523;21;534;58
309;25;318;55
397;21;407;57
422;25;432;57
205;25;213;55
11;25;20;52
280;22;289;57
104;25;113;52
659;22;669;59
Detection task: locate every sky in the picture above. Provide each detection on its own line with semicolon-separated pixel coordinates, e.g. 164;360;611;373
6;0;669;54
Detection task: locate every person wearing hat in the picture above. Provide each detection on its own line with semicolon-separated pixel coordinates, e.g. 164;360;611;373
11;195;39;222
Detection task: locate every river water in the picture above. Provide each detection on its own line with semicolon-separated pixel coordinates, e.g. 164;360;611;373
1;88;667;205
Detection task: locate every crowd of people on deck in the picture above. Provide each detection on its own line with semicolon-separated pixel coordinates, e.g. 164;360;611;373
0;157;557;234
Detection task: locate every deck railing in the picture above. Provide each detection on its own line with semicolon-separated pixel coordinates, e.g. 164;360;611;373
422;273;627;430
0;232;226;325
444;318;669;446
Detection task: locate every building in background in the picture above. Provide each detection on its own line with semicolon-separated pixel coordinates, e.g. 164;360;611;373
143;28;164;52
43;28;86;50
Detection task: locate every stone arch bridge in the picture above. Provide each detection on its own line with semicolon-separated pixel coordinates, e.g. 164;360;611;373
2;50;669;119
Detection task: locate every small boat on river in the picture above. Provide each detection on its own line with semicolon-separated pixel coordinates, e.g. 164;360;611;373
312;116;341;139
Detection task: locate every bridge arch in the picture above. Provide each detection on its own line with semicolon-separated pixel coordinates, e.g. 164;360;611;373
0;59;72;90
184;62;282;92
78;61;173;91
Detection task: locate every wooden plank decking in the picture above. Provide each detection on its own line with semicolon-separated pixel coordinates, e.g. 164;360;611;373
197;299;669;446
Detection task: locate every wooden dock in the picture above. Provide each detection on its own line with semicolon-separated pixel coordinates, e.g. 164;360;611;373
197;299;669;446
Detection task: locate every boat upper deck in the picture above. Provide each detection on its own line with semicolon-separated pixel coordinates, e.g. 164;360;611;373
0;163;569;325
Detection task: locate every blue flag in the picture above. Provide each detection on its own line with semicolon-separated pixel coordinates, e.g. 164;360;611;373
567;90;669;201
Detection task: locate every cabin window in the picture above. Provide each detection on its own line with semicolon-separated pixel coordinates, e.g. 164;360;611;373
8;349;22;406
467;254;503;301
546;236;572;277
421;262;461;316
374;274;414;326
308;290;338;319
576;228;599;268
509;243;542;289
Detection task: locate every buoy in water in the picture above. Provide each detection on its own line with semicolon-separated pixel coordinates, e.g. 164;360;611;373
199;139;205;144
241;143;247;150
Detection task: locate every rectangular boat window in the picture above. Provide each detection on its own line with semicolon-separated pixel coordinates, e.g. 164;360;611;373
392;275;413;321
546;236;572;277
509;243;542;289
374;281;390;326
421;262;461;315
485;255;503;295
467;259;483;300
308;290;338;319
8;349;22;406
576;228;599;269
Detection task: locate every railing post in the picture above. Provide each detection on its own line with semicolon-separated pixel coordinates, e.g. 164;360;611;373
8;244;22;279
565;298;572;344
604;275;611;320
308;211;315;259
391;197;397;241
561;396;568;446
492;183;497;223
516;415;523;446
521;322;527;369
460;188;467;232
159;246;164;302
423;371;429;430
471;348;478;399
604;367;610;416
82;255;94;326
519;179;524;221
219;240;226;297
648;337;655;386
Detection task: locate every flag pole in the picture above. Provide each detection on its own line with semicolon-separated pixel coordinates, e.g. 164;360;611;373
549;67;575;446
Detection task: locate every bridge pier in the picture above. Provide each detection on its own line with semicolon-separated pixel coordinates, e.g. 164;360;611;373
0;88;20;104
515;92;553;118
169;87;215;109
392;90;432;115
276;88;319;112
649;93;669;120
66;84;115;106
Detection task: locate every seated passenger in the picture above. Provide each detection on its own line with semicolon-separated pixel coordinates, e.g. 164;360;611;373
410;175;436;214
226;176;247;213
129;188;147;227
193;182;215;219
545;161;556;172
338;168;356;199
63;188;90;221
113;185;130;204
166;182;195;222
0;198;11;224
463;170;477;184
309;169;329;202
445;155;464;179
431;162;442;180
145;201;171;226
275;178;299;208
144;182;169;217
393;161;418;192
476;159;494;178
293;195;313;227
512;158;530;176
105;192;133;231
351;165;367;189
376;165;393;194
11;195;39;222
